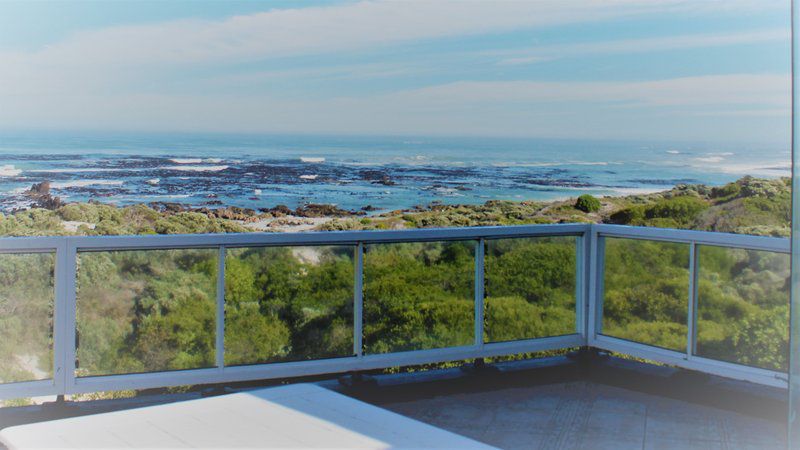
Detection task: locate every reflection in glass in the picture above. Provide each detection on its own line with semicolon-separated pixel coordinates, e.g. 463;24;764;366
484;237;576;342
0;253;54;383
601;238;689;351
224;246;354;366
695;246;789;371
76;249;217;376
363;241;474;354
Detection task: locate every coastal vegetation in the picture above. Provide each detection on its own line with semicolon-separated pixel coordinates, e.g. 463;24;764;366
0;176;791;237
574;194;601;213
0;175;791;399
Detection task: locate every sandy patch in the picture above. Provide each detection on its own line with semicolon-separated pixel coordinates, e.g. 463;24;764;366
241;216;333;233
291;247;322;265
62;221;96;233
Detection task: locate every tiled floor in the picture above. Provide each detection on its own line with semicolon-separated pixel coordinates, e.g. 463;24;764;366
379;381;785;450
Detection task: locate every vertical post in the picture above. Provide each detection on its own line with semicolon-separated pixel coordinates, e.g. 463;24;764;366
587;229;605;343
687;242;698;359
52;240;70;395
574;234;586;339
61;240;78;395
474;239;485;347
790;0;800;446
354;243;364;357
216;246;225;369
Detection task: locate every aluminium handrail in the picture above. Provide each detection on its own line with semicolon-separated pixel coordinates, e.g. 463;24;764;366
0;223;791;400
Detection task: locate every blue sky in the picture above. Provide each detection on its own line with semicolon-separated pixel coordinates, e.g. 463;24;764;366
0;0;791;143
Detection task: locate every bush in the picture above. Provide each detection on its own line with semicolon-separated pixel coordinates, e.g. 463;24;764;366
612;195;708;228
710;182;741;201
574;194;601;213
645;196;708;224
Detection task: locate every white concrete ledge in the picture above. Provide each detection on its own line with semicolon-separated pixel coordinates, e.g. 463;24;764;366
0;383;495;449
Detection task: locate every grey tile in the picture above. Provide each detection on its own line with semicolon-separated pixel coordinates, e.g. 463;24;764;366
489;407;554;431
437;424;490;442
510;395;573;412
645;414;723;441
644;437;724;450
591;396;647;415
575;433;643;450
378;382;782;450
719;416;785;447
478;427;553;450
646;402;717;421
724;441;784;450
585;410;646;438
430;403;497;428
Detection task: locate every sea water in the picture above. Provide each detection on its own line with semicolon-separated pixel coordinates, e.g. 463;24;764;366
0;131;789;213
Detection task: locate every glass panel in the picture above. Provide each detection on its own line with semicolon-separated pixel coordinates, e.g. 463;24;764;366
224;245;354;366
0;253;54;383
484;237;576;343
601;238;689;351
76;248;217;376
363;241;474;354
695;246;789;371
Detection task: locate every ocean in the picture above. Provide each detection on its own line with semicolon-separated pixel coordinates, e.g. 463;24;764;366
0;131;790;214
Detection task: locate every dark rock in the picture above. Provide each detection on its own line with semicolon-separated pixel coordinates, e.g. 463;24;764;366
149;202;188;213
205;206;257;221
295;204;363;218
360;170;395;186
23;181;62;210
28;181;51;196
374;176;396;186
263;205;293;216
35;195;62;210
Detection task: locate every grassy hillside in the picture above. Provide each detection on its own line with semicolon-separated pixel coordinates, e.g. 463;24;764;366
323;176;791;237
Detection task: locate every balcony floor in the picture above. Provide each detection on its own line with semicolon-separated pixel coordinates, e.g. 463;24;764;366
0;356;788;449
330;355;787;450
376;380;782;450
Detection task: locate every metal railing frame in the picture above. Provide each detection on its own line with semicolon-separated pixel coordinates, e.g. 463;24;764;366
0;223;790;400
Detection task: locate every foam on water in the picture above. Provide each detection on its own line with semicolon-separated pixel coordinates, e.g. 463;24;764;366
694;156;726;163
28;167;131;173
160;165;229;172
50;180;124;189
0;165;21;177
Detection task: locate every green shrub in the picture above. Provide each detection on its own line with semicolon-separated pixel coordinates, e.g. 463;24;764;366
645;196;708;225
574;194;601;213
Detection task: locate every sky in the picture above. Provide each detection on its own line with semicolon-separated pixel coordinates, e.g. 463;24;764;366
0;0;791;143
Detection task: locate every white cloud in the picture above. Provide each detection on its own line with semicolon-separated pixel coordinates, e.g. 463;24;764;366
0;0;784;68
1;0;709;97
495;29;789;66
496;56;554;66
0;1;664;67
376;74;789;110
0;0;789;141
0;74;787;142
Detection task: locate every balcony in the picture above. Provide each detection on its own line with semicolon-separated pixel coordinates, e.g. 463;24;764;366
0;224;791;448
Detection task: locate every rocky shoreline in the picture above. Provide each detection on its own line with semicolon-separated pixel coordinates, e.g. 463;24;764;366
0;176;790;238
